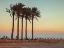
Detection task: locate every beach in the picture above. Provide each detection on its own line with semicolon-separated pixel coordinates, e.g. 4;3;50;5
0;42;64;48
0;39;64;48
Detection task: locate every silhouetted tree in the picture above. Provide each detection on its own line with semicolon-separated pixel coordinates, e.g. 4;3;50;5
15;3;25;40
31;7;40;40
20;14;24;40
6;3;25;40
20;7;26;40
6;3;41;40
22;7;31;39
6;4;16;39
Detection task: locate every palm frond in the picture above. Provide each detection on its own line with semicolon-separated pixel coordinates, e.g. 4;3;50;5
32;7;37;13
34;17;38;21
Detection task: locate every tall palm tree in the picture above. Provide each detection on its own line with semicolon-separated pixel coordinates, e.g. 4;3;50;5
20;13;25;40
20;8;26;39
21;14;24;39
24;8;28;39
23;7;31;39
6;4;16;39
15;3;25;40
31;7;40;40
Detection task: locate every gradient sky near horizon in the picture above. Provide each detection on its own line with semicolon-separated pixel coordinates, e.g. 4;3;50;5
0;0;64;39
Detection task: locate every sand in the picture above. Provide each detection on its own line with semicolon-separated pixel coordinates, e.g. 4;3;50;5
0;39;64;48
0;42;64;48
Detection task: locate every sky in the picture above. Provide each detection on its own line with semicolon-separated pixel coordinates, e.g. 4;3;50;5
0;0;64;39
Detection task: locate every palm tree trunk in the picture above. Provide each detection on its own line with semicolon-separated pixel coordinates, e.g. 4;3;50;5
17;15;19;40
21;16;23;39
25;17;27;39
32;16;33;40
11;15;14;39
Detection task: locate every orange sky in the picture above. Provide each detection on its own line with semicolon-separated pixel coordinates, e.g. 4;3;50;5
0;0;64;38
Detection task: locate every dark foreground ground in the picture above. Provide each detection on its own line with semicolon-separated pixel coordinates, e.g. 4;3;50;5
0;39;64;48
0;42;64;48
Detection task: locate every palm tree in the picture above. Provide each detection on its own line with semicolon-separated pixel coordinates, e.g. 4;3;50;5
20;12;25;40
6;4;16;39
15;3;25;40
19;8;26;39
24;8;28;39
21;14;24;40
31;7;40;40
23;7;31;39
